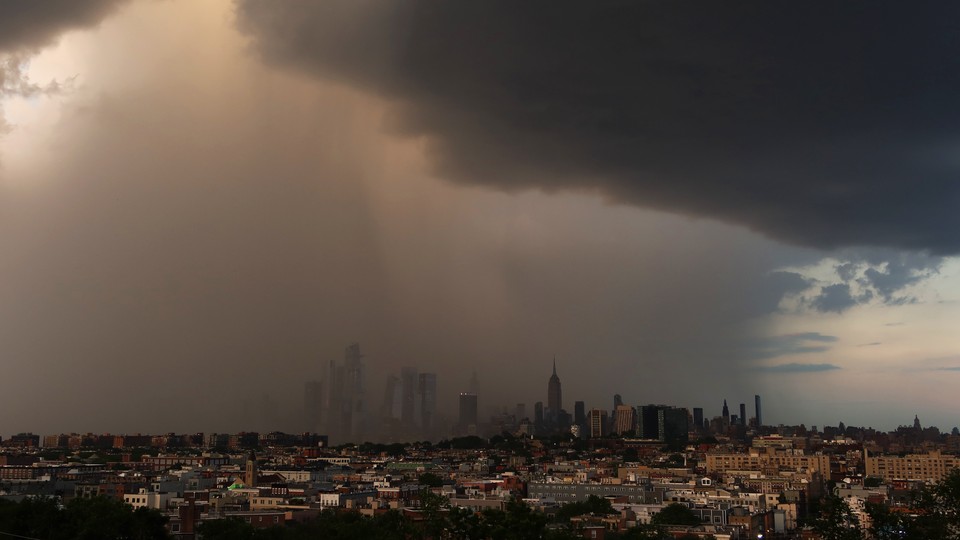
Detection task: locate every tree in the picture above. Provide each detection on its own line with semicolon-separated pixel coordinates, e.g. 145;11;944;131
651;503;700;526
809;494;863;540
556;495;614;521
419;472;445;488
418;490;450;539
0;496;169;540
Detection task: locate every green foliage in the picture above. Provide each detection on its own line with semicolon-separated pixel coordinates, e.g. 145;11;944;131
555;495;615;521
650;503;700;526
196;517;257;540
809;494;863;540
436;436;487;450
418;472;445;488
357;442;409;457
0;496;170;540
863;477;883;488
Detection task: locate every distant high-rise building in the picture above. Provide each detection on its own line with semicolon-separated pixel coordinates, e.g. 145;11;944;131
304;380;324;431
534;401;544;427
547;358;562;421
637;404;688;445
658;406;689;446
588;409;608;438
637;405;659;439
754;395;762;427
327;343;367;443
739;403;747;427
381;374;402;420
419;373;437;432
693;408;704;431
400;367;418;426
574;401;586;425
614;405;635;435
914;415;922;430
612;394;624;429
722;400;730;424
515;403;526;420
458;393;478;433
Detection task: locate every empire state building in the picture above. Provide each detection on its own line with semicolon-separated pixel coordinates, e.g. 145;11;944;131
547;358;562;419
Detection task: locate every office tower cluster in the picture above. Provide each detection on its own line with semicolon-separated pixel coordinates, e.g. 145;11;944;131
305;350;766;445
301;343;368;445
379;367;439;442
693;395;764;435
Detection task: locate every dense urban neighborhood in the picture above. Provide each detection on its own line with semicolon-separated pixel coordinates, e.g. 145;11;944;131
3;414;960;539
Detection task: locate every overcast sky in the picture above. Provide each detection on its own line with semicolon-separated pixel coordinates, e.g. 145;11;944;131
1;0;959;436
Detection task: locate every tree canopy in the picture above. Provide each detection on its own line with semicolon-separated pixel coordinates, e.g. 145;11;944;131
651;503;701;526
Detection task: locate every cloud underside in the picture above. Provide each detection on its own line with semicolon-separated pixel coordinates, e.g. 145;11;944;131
746;332;838;361
0;1;129;132
772;250;944;313
761;363;841;373
236;1;960;254
0;1;128;52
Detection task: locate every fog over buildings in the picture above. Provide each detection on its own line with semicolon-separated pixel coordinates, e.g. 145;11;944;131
1;0;960;437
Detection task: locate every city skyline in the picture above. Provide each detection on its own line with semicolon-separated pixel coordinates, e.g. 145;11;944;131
2;1;960;436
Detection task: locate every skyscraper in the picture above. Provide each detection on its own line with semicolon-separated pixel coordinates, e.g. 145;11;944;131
693;407;704;431
381;374;401;420
755;395;762;427
658;406;689;446
458;392;478;433
327;343;367;442
614;404;635;435
400;366;418;426
739;403;747;427
547;358;562;421
637;404;689;445
637;405;660;439
419;373;437;432
588;408;608;438
722;400;730;424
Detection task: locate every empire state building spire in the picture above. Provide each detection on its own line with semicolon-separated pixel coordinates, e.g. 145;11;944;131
547;357;562;420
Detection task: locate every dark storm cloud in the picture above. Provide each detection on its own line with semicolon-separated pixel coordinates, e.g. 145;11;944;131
0;1;128;52
0;1;129;132
752;271;813;314
810;284;858;313
235;1;960;254
859;254;941;303
792;250;944;313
